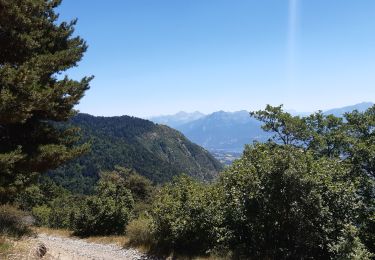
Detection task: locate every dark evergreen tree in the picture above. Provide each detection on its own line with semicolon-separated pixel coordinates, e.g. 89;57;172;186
0;0;92;202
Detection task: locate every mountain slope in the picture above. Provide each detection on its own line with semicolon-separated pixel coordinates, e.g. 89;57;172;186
150;111;205;128
49;114;223;193
175;110;270;152
324;102;374;116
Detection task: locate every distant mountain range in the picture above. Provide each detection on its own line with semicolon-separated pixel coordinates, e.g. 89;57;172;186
150;111;205;127
323;102;374;116
150;102;374;153
49;114;223;194
175;110;269;152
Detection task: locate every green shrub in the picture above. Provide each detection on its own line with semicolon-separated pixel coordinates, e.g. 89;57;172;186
48;195;81;229
0;205;32;238
73;194;133;236
73;171;134;236
329;224;373;260
132;201;152;218
359;212;375;256
32;205;52;227
15;185;45;211
30;193;81;229
109;167;156;218
217;144;367;259
125;172;154;202
148;144;371;259
151;175;220;255
127;215;155;246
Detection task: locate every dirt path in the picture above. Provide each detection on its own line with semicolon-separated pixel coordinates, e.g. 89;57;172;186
35;233;158;260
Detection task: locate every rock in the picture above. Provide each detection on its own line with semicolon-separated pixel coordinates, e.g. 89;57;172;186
35;242;47;257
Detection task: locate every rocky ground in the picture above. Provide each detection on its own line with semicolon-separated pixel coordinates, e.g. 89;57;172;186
3;233;159;260
39;233;160;260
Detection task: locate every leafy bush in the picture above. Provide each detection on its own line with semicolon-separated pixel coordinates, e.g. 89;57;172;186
73;171;134;236
48;196;80;229
15;185;45;211
217;144;368;258
0;205;32;238
151;175;220;255
113;167;156;217
73;195;133;236
251;105;375;255
15;177;78;229
329;224;373;260
29;185;80;229
32;205;51;227
359;212;375;256
146;143;372;259
123;169;154;203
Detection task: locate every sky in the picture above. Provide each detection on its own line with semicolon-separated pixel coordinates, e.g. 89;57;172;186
57;0;375;117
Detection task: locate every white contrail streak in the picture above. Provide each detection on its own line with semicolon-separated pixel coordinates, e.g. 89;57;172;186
287;0;299;88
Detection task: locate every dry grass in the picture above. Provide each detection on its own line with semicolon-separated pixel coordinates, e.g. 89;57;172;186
126;216;155;245
0;235;49;260
0;236;12;255
33;226;129;246
32;226;72;237
33;226;133;247
0;205;34;239
84;235;130;246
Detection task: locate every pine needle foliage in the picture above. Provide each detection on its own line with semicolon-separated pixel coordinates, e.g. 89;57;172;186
0;0;92;202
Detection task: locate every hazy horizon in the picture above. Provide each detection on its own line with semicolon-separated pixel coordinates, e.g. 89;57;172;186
77;101;374;118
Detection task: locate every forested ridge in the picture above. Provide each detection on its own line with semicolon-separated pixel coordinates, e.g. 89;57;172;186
49;113;223;193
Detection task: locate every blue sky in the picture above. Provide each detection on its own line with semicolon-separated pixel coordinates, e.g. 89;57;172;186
58;0;375;117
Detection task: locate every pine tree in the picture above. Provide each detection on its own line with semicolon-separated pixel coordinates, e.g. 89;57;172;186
0;0;92;203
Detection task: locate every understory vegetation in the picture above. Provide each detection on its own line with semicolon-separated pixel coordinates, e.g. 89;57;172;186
5;105;373;259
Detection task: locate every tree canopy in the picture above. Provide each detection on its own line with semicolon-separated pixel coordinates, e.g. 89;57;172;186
251;105;375;254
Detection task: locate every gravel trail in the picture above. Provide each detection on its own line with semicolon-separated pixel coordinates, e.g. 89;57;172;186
36;233;158;260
